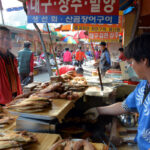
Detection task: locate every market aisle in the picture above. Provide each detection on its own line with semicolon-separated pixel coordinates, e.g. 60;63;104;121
83;60;96;77
34;72;50;82
34;60;96;82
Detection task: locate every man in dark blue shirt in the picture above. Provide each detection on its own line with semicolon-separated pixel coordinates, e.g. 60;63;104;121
99;42;111;75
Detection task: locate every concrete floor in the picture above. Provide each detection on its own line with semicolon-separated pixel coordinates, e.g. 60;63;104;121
34;71;50;83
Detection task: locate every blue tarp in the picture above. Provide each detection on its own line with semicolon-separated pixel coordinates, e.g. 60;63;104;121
123;6;134;15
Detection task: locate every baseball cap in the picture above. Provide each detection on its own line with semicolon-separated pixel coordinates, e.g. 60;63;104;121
100;41;106;46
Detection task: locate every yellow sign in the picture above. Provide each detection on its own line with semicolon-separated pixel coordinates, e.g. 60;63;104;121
73;11;123;32
89;39;120;43
73;25;122;32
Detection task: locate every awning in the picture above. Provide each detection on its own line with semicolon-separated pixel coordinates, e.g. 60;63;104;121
16;25;28;30
55;24;71;32
119;0;134;10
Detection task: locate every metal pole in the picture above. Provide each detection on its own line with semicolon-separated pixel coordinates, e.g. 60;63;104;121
22;2;52;78
0;10;4;24
97;67;104;91
46;23;60;76
91;41;96;61
91;41;104;91
33;23;52;78
0;0;4;24
130;0;141;41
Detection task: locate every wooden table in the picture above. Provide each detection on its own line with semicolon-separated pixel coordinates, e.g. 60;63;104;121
47;99;75;122
27;133;61;150
0;132;60;150
115;118;138;150
93;143;108;150
9;99;74;123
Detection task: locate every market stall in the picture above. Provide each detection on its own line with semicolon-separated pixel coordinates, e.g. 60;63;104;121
1;0;148;149
2;70;119;148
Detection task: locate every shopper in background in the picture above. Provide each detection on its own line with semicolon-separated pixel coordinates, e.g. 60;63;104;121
75;47;86;67
56;65;84;77
76;67;84;76
118;47;127;61
95;49;100;60
63;48;72;65
0;26;22;105
99;41;111;75
18;41;34;85
56;65;75;76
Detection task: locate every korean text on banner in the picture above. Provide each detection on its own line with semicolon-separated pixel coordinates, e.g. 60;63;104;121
73;25;122;32
27;0;119;24
73;11;123;31
89;32;120;40
89;39;119;42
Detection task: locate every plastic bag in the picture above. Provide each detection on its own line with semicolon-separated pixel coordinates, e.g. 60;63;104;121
22;76;32;86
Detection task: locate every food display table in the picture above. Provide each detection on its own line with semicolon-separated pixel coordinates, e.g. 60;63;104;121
47;99;75;122
93;143;108;150
8;99;74;133
10;99;74;123
28;133;61;150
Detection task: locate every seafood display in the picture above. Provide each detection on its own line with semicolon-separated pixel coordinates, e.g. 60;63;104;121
49;139;96;150
0;106;15;129
0;131;37;150
6;96;52;113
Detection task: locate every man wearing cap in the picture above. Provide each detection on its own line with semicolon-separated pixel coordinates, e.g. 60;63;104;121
118;47;126;61
99;41;111;75
18;41;34;84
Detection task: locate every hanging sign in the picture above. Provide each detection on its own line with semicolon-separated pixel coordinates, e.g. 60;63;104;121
89;32;120;41
73;24;122;32
73;11;123;31
89;39;119;42
27;0;119;24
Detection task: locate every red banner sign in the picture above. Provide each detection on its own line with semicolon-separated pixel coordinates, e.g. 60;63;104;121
27;0;119;15
27;0;119;24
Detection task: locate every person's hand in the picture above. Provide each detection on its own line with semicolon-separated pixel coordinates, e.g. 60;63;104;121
93;62;98;66
93;60;100;66
84;107;99;120
29;72;33;76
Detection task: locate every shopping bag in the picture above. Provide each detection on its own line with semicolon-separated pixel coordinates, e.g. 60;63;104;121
22;76;32;86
